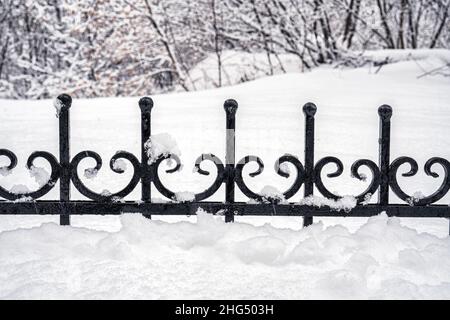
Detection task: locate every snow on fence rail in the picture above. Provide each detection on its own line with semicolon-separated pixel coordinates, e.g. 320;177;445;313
0;94;449;232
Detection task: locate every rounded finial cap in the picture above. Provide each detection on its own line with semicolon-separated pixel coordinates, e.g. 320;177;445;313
224;99;238;115
139;97;154;112
303;102;317;116
378;104;392;120
57;94;72;108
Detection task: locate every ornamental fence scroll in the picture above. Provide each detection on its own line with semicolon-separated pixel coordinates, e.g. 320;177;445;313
0;94;449;232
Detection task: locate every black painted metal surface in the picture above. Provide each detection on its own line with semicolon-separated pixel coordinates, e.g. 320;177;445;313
1;94;449;232
139;97;153;219
303;103;316;227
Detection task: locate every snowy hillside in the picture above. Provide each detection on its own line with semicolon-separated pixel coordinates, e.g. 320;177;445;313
188;49;450;91
0;50;449;299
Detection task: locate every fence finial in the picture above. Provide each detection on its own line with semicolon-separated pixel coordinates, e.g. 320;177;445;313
224;99;238;114
57;94;72;108
139;97;154;113
303;102;317;116
378;104;392;121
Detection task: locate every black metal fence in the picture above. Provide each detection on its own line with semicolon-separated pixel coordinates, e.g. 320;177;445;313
1;94;449;232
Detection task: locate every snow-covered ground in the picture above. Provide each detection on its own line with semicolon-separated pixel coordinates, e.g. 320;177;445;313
1;212;450;299
0;50;449;299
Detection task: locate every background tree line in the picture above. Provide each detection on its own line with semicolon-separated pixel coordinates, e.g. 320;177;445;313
0;0;448;99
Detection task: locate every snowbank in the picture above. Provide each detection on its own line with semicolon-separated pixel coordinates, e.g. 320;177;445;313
362;49;450;65
189;49;450;91
0;212;449;299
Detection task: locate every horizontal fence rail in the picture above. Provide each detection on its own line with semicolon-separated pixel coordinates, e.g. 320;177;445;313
0;94;449;232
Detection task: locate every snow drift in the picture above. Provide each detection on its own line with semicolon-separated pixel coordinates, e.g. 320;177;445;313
0;212;449;299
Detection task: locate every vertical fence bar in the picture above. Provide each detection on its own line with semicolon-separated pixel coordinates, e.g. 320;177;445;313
378;105;392;206
303;103;317;227
57;94;72;226
139;97;153;219
224;99;238;223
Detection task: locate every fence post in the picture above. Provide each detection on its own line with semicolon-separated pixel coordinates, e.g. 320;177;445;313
303;103;317;227
57;94;72;226
224;99;238;223
139;97;153;219
378;105;392;206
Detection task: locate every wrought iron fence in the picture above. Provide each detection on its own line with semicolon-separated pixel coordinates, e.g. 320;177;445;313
0;94;449;232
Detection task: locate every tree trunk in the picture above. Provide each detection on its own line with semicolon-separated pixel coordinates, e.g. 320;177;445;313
211;0;222;87
376;0;395;48
430;2;449;48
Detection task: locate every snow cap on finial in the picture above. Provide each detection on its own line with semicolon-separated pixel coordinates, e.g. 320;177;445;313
139;97;154;113
224;99;238;115
303;102;317;116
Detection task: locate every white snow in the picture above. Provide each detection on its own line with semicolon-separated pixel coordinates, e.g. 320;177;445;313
53;97;64;118
300;195;357;213
12;196;33;203
190;49;450;91
111;196;124;203
0;49;449;299
174;191;196;202
362;49;450;65
83;168;98;180
0;212;449;299
259;185;286;203
9;184;31;195
145;133;181;165
412;191;426;200
100;189;112;197
278;162;291;175
362;193;373;206
112;158;127;172
0;167;11;177
151;197;169;204
189;51;302;90
407;191;426;206
29;166;50;187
